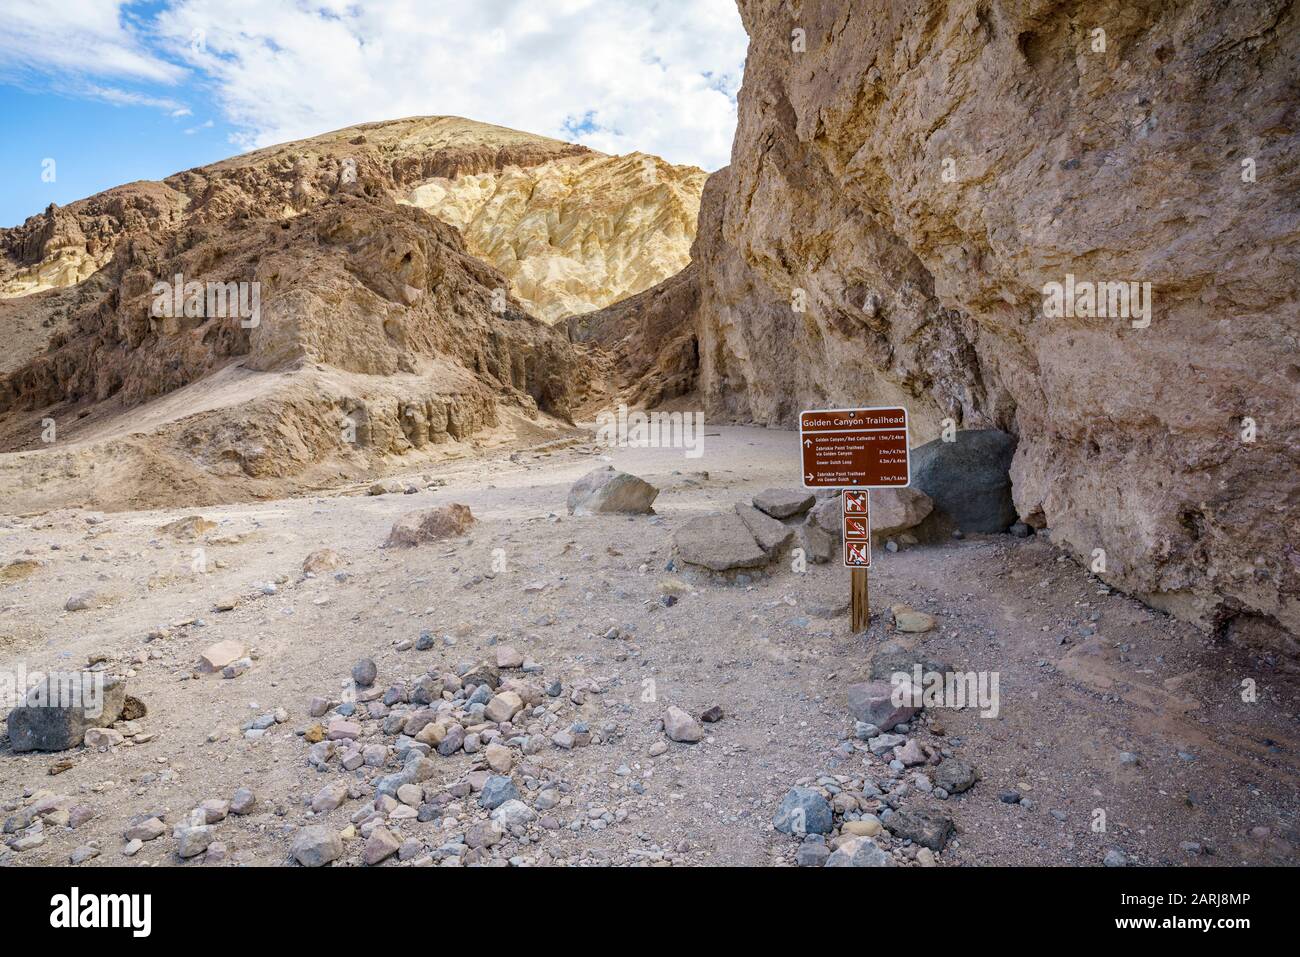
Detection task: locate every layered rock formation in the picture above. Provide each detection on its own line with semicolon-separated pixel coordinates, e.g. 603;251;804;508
0;118;619;511
583;0;1299;642
402;151;705;322
1;117;705;323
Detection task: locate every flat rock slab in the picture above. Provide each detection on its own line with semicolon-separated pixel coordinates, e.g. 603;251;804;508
752;488;815;519
385;504;474;546
734;503;794;555
892;606;936;633
567;467;658;515
200;640;246;672
673;512;770;572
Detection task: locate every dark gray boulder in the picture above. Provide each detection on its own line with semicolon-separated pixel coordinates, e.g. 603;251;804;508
911;429;1018;533
6;674;127;752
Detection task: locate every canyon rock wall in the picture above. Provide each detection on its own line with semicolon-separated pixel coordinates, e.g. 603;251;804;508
589;0;1299;643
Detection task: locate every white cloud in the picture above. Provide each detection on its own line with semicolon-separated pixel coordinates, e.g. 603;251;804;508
0;0;184;85
154;0;748;170
0;0;748;169
78;83;187;113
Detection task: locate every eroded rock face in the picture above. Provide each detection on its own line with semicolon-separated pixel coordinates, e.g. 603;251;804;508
0;115;706;512
0;185;596;512
586;1;1300;640
403;152;705;323
3;117;703;327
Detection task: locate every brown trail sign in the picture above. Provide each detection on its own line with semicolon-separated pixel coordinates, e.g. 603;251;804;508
799;407;911;634
799;407;910;488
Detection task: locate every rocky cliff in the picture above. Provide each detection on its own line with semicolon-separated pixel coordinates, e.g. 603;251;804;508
0;118;619;511
1;116;705;323
583;0;1299;645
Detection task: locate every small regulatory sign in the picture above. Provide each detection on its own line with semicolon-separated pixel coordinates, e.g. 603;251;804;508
844;540;871;567
799;407;910;488
841;489;871;566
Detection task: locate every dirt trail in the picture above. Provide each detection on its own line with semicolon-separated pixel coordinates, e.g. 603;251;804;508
1;426;1295;866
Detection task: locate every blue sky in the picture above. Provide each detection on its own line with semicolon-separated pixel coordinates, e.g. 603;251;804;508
0;0;747;228
0;85;236;226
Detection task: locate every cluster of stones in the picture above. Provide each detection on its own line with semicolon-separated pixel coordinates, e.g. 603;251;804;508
288;645;635;866
671;486;935;575
771;633;979;867
3;786;255;864
118;788;257;863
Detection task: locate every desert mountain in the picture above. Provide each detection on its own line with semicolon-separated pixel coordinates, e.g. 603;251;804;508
0;116;704;321
574;0;1300;646
0;117;694;510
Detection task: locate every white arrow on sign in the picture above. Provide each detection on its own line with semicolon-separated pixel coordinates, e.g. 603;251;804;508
804;438;812;447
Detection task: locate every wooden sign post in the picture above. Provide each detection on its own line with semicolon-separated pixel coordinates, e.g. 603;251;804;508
851;567;870;632
799;407;911;634
842;490;872;629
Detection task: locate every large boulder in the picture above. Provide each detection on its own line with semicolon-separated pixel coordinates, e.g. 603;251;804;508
911;430;1018;534
6;674;128;752
673;511;770;572
869;487;934;540
384;504;474;547
566;467;658;515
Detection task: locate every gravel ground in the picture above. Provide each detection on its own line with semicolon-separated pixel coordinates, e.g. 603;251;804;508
1;426;1295;867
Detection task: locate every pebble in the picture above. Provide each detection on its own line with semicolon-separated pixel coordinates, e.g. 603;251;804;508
292;825;344;867
663;706;704;743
